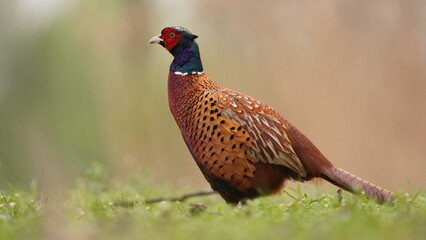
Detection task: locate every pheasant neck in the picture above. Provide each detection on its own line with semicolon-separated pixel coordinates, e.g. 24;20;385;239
170;41;203;73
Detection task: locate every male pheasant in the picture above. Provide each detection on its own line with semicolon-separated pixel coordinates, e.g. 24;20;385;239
149;26;394;204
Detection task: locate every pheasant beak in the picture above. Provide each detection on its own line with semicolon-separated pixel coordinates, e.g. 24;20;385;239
148;35;163;45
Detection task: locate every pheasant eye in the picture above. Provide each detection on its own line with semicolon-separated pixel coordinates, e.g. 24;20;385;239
169;32;176;38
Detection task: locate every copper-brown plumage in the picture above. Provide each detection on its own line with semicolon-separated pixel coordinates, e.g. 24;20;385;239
150;26;394;204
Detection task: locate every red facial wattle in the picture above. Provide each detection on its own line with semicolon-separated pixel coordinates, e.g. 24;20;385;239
161;28;184;51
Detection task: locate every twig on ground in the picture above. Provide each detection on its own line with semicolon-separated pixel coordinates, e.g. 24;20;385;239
283;190;297;200
144;190;216;204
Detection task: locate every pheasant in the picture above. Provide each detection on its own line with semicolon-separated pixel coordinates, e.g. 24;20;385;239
148;26;394;204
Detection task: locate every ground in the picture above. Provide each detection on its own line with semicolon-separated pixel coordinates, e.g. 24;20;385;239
0;163;425;240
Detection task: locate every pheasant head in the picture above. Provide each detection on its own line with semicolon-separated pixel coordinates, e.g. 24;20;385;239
149;26;203;73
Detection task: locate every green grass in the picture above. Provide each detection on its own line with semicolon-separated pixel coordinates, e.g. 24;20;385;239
1;164;425;240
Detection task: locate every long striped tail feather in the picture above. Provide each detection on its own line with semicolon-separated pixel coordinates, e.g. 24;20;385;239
321;166;394;204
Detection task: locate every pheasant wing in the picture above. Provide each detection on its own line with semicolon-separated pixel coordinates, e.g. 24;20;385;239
214;90;307;177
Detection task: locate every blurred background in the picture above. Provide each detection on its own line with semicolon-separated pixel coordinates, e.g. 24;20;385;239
0;0;425;193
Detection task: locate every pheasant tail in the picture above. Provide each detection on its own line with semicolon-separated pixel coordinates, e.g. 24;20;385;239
322;166;394;203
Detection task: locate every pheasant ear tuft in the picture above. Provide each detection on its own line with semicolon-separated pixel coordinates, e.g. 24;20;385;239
192;35;198;40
